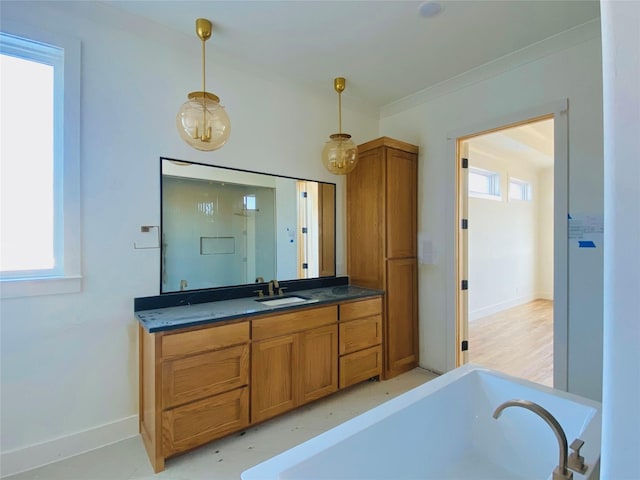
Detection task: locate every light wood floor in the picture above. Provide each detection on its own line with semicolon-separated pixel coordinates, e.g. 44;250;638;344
468;299;553;387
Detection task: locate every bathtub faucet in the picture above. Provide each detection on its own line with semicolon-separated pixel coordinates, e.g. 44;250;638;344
493;399;573;480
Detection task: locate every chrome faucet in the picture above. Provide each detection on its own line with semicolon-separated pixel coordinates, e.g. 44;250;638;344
493;399;574;480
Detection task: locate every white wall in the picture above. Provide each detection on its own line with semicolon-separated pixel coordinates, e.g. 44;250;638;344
467;148;552;320
0;2;379;475
380;22;604;400
600;1;640;477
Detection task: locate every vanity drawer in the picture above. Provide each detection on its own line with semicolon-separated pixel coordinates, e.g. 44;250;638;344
339;345;382;389
339;315;382;355
339;297;382;321
252;305;337;341
162;343;249;409
162;386;249;457
161;321;249;359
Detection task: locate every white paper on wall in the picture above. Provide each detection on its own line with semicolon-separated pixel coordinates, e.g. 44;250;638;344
568;213;604;248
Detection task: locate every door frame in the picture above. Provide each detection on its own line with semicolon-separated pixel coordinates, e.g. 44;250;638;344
449;99;569;390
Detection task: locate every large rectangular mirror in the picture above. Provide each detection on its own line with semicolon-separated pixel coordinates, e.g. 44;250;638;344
161;158;336;294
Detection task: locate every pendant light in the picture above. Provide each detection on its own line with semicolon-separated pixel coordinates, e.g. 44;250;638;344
322;77;358;174
176;18;230;151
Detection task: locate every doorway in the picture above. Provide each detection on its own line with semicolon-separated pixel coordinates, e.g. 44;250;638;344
455;105;568;390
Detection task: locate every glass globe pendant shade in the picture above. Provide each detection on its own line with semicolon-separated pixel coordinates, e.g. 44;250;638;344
322;133;358;174
176;91;230;151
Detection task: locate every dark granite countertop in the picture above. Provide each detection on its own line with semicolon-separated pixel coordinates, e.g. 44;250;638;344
135;285;383;333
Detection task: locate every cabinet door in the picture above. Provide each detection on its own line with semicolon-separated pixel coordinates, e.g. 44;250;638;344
251;334;298;423
386;258;419;376
300;324;338;404
386;148;417;259
347;148;385;289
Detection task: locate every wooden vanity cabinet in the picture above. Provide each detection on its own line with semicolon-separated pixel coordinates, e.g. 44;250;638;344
338;297;383;388
347;137;419;379
139;295;382;473
139;321;250;473
251;305;338;423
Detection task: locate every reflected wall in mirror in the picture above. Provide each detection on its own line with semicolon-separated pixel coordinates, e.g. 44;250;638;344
161;158;336;294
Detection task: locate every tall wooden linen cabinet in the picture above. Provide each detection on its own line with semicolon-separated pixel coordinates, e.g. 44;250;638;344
347;137;419;379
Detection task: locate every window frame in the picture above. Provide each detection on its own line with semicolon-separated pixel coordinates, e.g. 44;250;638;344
509;177;533;202
0;23;81;298
468;166;502;200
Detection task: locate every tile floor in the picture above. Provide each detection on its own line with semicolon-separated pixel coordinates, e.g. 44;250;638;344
6;368;437;480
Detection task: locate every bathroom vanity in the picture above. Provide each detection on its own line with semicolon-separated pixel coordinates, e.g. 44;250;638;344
136;285;383;472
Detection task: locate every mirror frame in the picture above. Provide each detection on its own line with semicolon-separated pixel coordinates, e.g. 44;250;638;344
160;157;337;295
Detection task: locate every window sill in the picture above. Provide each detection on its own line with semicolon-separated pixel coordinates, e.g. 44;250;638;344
0;275;82;299
469;193;503;201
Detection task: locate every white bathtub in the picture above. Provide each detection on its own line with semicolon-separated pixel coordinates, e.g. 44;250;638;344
242;364;601;480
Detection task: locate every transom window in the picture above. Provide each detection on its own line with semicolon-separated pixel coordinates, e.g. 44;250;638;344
509;177;533;201
243;194;257;211
468;167;501;199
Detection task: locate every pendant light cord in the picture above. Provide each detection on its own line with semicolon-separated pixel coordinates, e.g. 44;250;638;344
338;91;342;134
201;37;206;96
201;37;206;139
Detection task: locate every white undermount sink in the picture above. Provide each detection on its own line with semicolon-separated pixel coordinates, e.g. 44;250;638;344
257;296;310;307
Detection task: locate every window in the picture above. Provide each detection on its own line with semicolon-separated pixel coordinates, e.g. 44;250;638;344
468;167;501;199
0;28;81;297
509;177;532;201
243;194;257;211
2;37;60;276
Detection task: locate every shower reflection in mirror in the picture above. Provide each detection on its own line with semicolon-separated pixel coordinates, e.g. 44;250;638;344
160;159;335;294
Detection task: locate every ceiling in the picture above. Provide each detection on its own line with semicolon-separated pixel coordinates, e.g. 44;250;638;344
469;118;554;169
103;0;600;110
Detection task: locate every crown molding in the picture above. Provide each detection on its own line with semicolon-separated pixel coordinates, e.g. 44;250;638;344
380;19;601;119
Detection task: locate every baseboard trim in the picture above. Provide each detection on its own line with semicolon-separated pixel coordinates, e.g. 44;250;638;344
0;415;138;478
469;294;552;321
